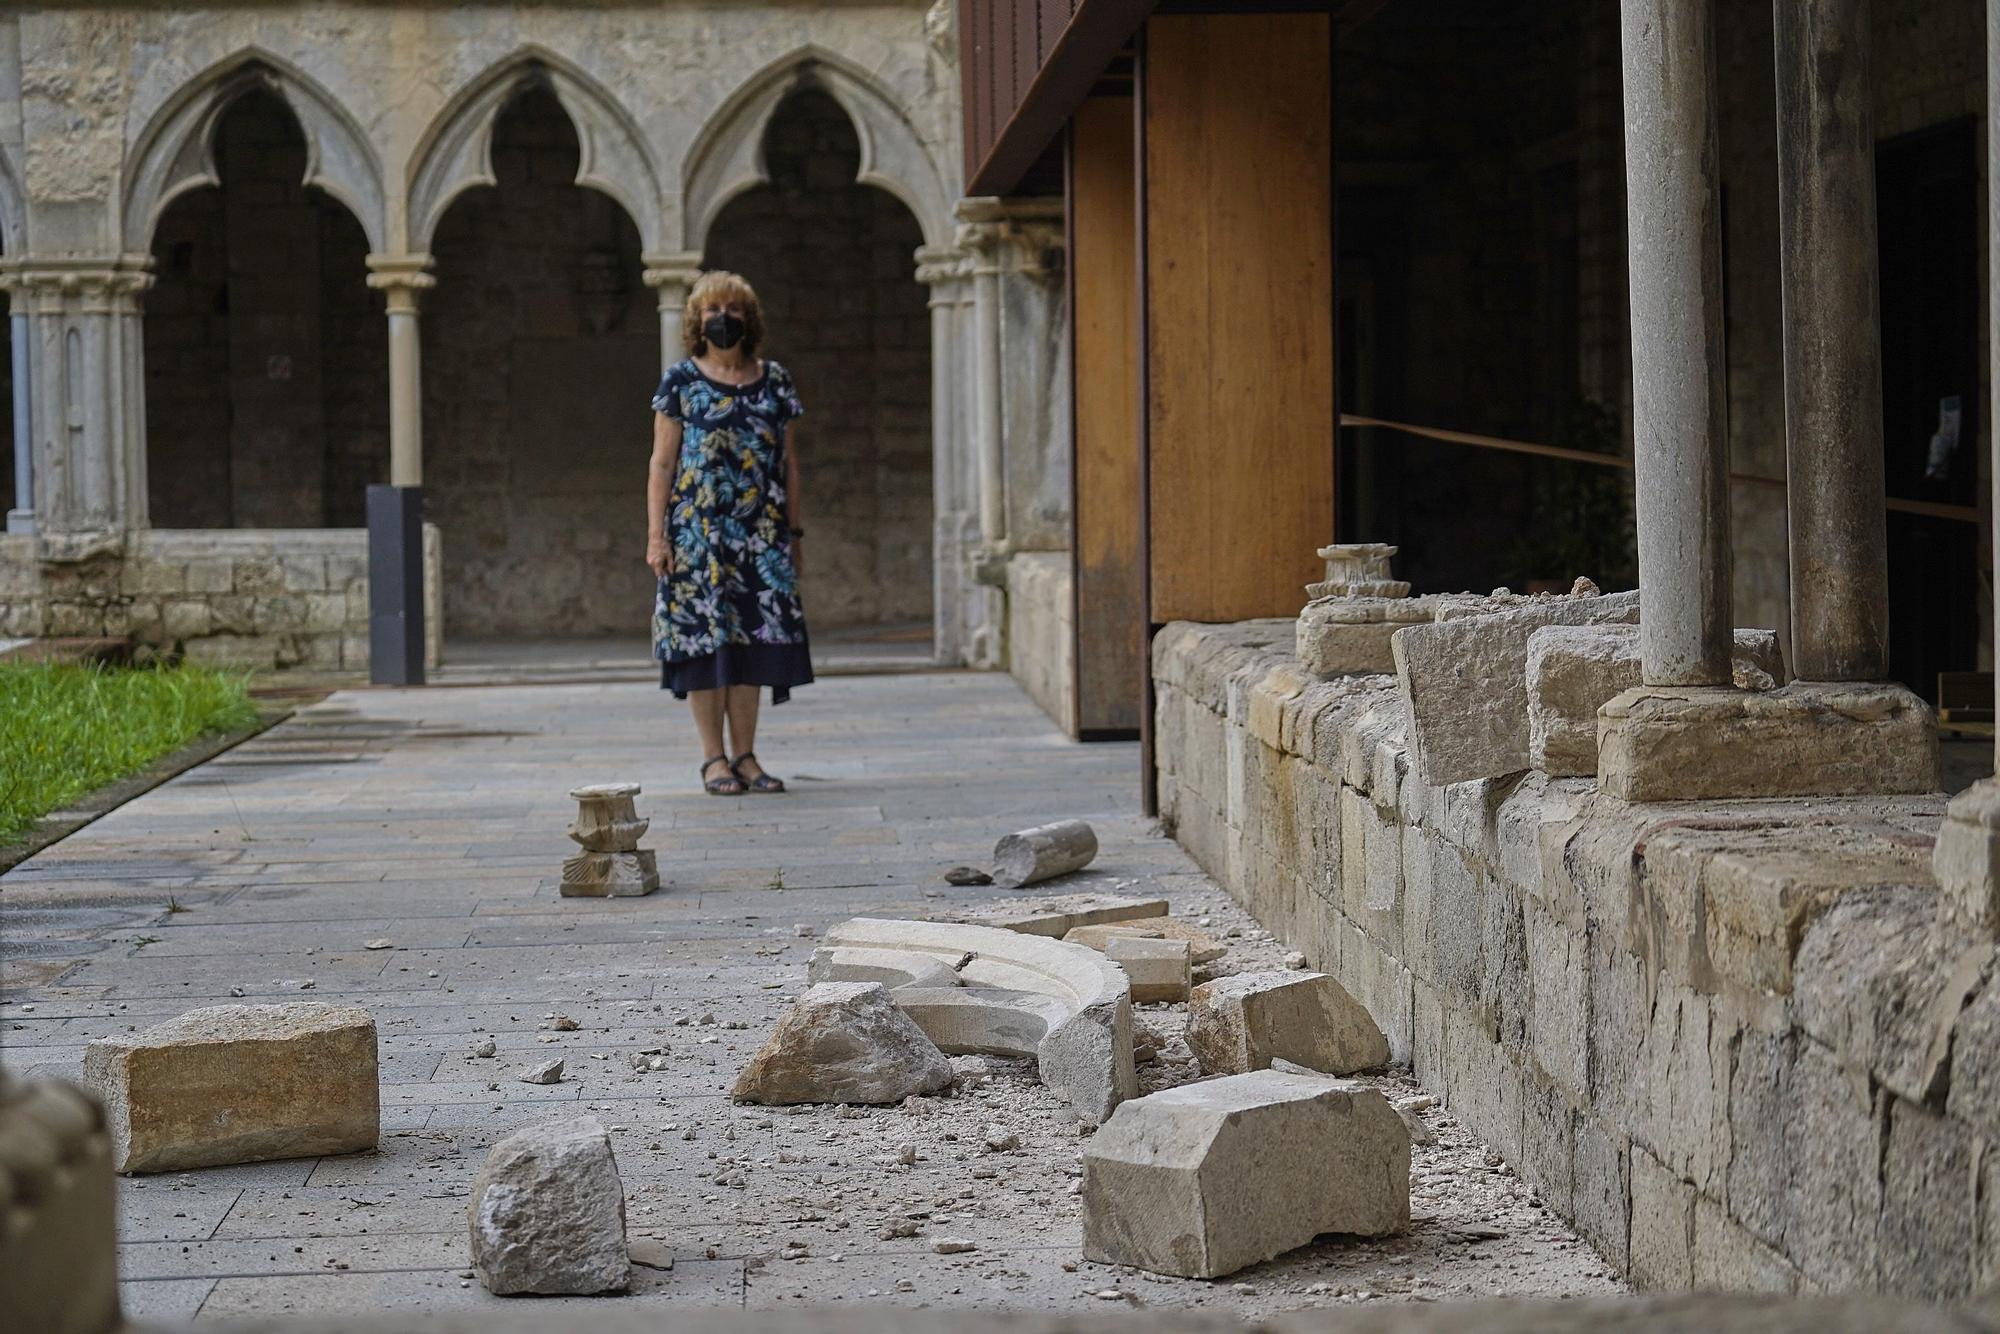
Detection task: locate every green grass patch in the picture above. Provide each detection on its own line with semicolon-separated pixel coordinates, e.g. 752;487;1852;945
0;662;259;843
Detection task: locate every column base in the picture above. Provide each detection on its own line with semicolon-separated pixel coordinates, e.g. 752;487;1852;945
1596;680;1938;801
1935;778;2000;937
5;508;34;534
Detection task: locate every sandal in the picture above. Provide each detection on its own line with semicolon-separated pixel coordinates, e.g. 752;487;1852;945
702;755;745;796
731;751;787;795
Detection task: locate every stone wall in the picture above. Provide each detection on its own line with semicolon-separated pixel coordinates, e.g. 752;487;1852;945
0;528;440;671
1154;618;1997;1298
1005;550;1072;734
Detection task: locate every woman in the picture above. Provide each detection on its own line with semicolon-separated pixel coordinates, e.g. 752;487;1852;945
646;271;810;795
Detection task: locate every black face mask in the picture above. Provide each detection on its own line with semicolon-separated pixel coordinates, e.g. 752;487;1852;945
703;313;746;350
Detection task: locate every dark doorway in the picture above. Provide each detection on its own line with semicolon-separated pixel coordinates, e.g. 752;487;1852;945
144;87;383;529
1876;117;1981;701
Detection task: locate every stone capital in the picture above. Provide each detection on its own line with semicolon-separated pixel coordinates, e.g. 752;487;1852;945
952;196;1065;277
913;244;971;287
365;253;437;312
640;251;706;290
4;255;154;313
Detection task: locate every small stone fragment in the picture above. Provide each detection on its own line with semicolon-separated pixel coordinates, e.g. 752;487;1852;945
897;1142;918;1165
1103;936;1192;1003
472;1038;497;1059
469;1115;628;1295
879;1219;919;1240
628;1239;675;1271
83;1002;378;1173
1064;917;1227;964
1186;972;1388;1075
549;1016;580;1032
363;939;393;950
943;866;994;886
1282;950;1307;969
933;1238;976;1254
983;1125;1021;1152
518;1059;565;1085
731;981;954;1105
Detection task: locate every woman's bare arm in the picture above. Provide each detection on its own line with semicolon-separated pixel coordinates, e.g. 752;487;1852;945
647;412;681;576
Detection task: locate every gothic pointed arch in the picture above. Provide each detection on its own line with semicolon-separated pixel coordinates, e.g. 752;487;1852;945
683;46;951;251
404;47;664;253
121;48;386;251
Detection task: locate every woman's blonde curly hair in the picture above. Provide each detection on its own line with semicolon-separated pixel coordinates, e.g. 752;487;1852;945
681;270;766;359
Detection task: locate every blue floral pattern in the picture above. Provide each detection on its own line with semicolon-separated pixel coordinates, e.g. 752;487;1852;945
651;359;807;663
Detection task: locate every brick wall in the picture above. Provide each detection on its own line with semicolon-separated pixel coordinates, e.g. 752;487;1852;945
704;86;934;631
1155;619;1992;1297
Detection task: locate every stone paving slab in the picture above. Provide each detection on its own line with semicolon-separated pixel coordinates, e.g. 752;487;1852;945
3;671;1621;1319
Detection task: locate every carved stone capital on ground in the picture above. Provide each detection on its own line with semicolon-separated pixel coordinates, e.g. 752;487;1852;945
1595;680;1940;801
1935;777;2000;938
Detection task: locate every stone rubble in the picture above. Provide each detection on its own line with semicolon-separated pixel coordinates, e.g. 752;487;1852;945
468;1115;629;1295
950;893;1170;938
83;1002;378;1173
1102;935;1193;1003
732;981;955;1105
992;819;1100;888
1082;1068;1411;1278
517;1059;564;1085
560;781;661;898
1186;971;1389;1076
1063;916;1227;963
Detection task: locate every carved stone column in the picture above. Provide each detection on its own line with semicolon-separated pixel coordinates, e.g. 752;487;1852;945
642;252;706;372
364;254;435;488
1;261;35;533
11;257;152;535
918;243;975;664
957;203;1009;552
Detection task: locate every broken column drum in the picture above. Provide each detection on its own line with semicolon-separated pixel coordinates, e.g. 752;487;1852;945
993;819;1098;887
561;782;660;897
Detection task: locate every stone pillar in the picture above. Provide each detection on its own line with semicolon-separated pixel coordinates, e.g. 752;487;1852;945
1775;0;1892;682
1618;0;1732;687
918;243;975;665
1932;0;2000;934
1593;0;1937;803
11;257;152;534
959;201;1009;550
364;255;434;489
3;263;33;533
642;252;706;372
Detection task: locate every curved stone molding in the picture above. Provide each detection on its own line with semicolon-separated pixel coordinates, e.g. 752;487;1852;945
806;944;967;991
815;917;1137;1121
682;45;952;252
121;48;387;252
405;47;664;254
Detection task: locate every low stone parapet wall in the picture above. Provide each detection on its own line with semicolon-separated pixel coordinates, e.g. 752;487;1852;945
0;528;441;672
1153;618;1986;1298
1006;550;1075;734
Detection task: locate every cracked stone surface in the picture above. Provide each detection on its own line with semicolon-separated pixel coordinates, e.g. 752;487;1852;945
0;671;1623;1319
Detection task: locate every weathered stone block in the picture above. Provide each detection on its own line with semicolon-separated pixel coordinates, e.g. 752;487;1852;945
1597;681;1939;801
1629;1145;1694;1288
1878;1098;1975;1300
1062;917;1225;963
1392;590;1639;785
731;981;953;1105
469;1115;628;1295
1785;1041;1882;1291
1103;935;1191;1003
1525;624;1785;777
83;1003;379;1173
558;849;659;897
1082;1070;1409;1278
1186;970;1388;1075
1572;1118;1630;1274
1933;778;2000;936
1692;1195;1798;1293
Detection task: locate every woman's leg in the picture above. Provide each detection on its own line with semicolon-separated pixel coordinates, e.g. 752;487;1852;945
688;689;738;790
725;685;761;772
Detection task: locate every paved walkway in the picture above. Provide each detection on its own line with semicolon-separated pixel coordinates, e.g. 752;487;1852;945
0;671;1620;1320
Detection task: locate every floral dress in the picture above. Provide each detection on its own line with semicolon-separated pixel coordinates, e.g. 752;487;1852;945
650;358;813;703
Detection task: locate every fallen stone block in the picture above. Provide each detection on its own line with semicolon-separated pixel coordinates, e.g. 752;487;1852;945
1;1071;120;1334
1392;589;1640;785
1597;681;1940;800
1526;623;1785;777
1185;971;1388;1075
560;848;659;898
1082;1069;1409;1278
731;981;954;1105
469;1115;628;1295
993;819;1099;887
1104;935;1192;1003
83;1003;378;1173
1064;917;1226;964
1295;596;1435;677
951;893;1168;938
